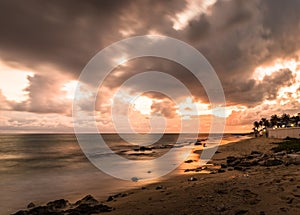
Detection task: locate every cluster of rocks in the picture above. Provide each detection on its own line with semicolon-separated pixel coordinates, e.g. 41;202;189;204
106;192;129;202
133;146;153;151
12;195;113;215
194;139;207;146
184;150;300;173
223;150;300;172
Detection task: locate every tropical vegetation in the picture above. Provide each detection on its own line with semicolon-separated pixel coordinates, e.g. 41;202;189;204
253;113;300;137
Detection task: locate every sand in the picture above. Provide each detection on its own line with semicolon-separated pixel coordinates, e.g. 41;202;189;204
105;138;300;215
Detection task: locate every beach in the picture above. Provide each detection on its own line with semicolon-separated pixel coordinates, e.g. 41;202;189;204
11;137;300;215
105;138;300;215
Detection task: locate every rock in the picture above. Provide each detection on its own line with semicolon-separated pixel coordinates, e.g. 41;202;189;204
194;141;202;146
216;204;227;212
67;203;113;214
264;158;283;166
184;159;193;163
235;209;248;215
274;151;286;156
47;199;69;210
27;206;50;214
246;155;254;159
285;154;300;165
75;195;98;206
249;158;259;166
238;161;252;167
13;195;112;215
27;202;35;208
216;189;228;194
184;168;196;172
227;156;237;162
131;177;139;182
251;150;262;155
262;153;269;158
234;166;245;171
188;177;197;181
12;210;28;215
121;193;128;197
139;146;152;151
113;192;128;198
226;156;241;166
13;206;55;215
221;163;227;168
106;196;114;202
156;185;163;190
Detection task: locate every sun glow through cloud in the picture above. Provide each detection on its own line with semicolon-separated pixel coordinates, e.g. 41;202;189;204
253;58;299;81
253;58;300;103
171;0;217;30
0;61;33;102
62;80;78;100
132;96;152;115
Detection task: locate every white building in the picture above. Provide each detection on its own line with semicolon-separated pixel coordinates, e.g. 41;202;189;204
268;127;300;139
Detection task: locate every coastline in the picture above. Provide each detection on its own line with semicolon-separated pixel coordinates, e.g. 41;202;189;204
12;137;300;214
106;137;300;215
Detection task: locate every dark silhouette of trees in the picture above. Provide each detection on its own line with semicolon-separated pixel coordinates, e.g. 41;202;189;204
252;113;300;137
281;113;290;127
270;114;280;127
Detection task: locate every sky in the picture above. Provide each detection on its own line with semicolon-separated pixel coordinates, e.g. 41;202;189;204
0;0;300;133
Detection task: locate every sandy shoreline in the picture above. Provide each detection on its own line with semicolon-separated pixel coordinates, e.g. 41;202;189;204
13;137;300;215
100;138;299;215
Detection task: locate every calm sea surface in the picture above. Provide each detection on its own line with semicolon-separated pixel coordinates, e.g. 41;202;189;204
0;133;246;214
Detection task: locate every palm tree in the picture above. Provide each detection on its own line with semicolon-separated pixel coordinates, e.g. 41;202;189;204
281;113;290;127
253;121;259;130
253;121;260;137
270;114;280;127
263;118;270;128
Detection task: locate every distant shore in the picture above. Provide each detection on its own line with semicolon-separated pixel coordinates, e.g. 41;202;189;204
12;137;300;215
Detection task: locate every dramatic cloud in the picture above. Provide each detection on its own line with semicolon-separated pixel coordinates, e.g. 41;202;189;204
0;0;299;132
10;73;72;115
0;0;184;76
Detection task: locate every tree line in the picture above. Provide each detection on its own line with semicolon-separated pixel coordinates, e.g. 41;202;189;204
253;113;300;137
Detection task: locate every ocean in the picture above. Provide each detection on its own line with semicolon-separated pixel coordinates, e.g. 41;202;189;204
0;133;246;214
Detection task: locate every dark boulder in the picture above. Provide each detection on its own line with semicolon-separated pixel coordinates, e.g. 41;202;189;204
184;159;193;163
264;158;283;166
75;195;98;206
27;202;35;209
47;199;69;210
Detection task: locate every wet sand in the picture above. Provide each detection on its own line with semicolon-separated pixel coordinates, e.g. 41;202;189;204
106;138;300;215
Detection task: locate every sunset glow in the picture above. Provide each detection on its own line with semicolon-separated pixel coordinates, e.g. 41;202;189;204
0;62;33;102
253;58;299;81
132;96;152;115
62;80;78;100
0;0;299;134
172;0;217;30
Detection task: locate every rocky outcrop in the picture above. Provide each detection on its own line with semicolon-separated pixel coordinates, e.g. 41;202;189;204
12;195;113;215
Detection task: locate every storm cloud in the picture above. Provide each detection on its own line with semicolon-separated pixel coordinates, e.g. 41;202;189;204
0;0;299;132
